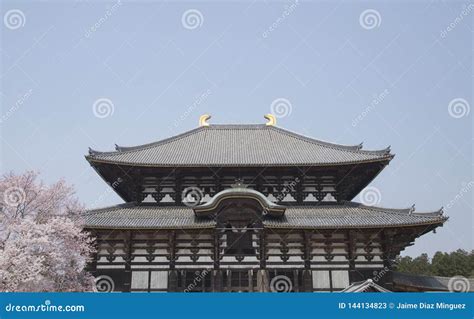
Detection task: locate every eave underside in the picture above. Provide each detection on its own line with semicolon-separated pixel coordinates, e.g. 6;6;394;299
87;161;390;203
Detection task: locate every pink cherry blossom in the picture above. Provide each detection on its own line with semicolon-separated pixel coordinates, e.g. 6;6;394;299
0;171;95;292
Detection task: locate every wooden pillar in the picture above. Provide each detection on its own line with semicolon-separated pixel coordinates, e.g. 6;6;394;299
226;269;232;292
213;231;220;270
212;231;223;292
212;270;223;292
168;270;179;292
259;229;266;269
169;231;176;269
380;230;394;290
296;173;304;204
87;230;98;275
347;230;356;284
256;269;269;292
175;173;182;204
123;230;132;292
302;231;313;292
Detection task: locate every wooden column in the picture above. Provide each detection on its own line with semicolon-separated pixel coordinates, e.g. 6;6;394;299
168;231;178;292
123;231;132;292
296;173;304;204
302;230;313;292
169;231;176;269
259;229;266;269
380;230;394;290
212;231;223;292
87;230;98;275
257;230;269;292
347;230;356;284
175;173;182;204
213;231;220;269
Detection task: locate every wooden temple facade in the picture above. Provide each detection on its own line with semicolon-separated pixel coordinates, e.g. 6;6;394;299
84;115;447;292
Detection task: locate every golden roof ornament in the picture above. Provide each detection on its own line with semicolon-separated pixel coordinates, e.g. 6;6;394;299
199;114;211;127
264;114;276;126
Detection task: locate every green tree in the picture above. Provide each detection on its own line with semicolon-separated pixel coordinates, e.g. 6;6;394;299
395;250;474;278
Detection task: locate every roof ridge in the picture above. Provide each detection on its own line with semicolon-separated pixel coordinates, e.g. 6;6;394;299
394;271;474;282
89;127;204;156
82;202;137;216
350;201;445;217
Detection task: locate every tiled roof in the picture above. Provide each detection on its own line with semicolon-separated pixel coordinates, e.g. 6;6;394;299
267;203;447;229
81;205;214;229
341;279;391;292
393;272;474;292
86;125;393;167
82;202;446;229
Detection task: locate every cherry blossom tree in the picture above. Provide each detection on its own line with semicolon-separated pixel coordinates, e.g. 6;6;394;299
0;171;95;292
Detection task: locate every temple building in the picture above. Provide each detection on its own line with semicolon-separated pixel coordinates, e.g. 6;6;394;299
83;114;447;292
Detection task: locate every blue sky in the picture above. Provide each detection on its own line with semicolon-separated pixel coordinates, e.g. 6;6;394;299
1;0;472;257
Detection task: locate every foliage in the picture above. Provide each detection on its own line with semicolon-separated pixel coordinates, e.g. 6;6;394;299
395;249;474;278
0;171;95;292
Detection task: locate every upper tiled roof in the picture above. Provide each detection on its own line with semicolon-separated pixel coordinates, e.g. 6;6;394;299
86;125;393;167
81;202;446;229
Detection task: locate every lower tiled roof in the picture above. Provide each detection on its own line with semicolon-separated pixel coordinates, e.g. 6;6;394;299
82;202;447;229
340;279;391;292
393;272;474;292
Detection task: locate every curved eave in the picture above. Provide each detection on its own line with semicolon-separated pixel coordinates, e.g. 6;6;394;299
266;218;448;230
85;154;394;168
193;188;286;217
85;124;394;167
81;202;448;230
82;219;447;230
